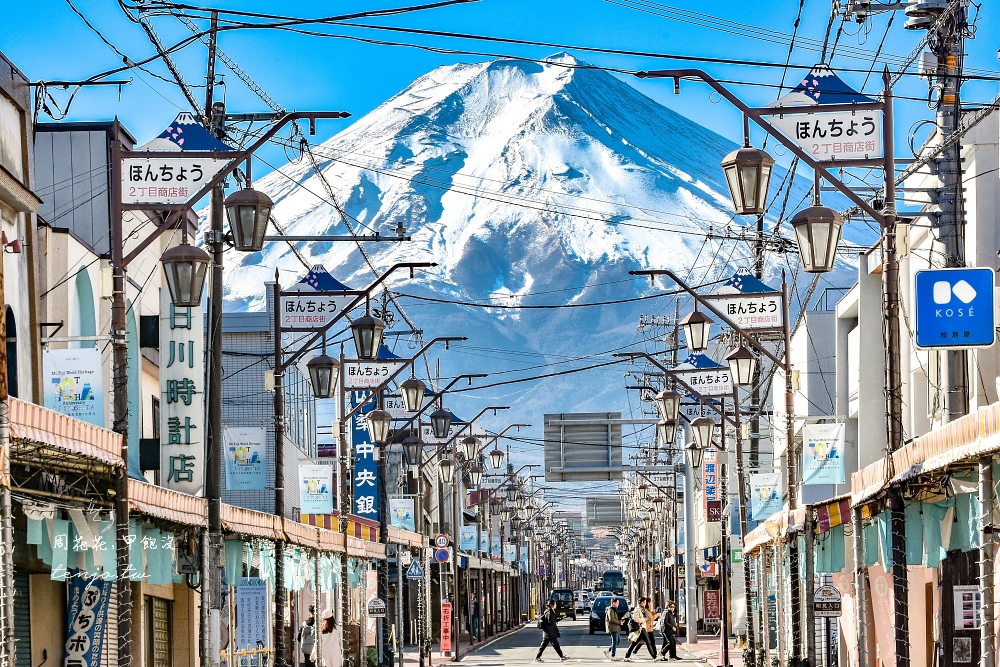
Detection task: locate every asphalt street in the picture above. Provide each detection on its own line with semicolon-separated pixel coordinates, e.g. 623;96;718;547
459;618;707;666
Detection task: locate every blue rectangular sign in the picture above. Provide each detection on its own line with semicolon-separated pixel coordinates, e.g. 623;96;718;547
351;391;380;520
914;268;995;349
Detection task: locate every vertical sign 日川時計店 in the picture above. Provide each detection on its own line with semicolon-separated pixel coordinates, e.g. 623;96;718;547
914;267;996;349
159;288;205;495
351;391;380;521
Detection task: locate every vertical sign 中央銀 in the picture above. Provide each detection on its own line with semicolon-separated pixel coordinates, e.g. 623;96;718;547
351;391;380;521
159;288;205;495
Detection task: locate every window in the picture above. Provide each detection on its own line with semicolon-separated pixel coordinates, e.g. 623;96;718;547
152;397;160;439
144;596;172;667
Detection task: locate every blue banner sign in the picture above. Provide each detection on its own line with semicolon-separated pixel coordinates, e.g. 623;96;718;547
914;268;995;349
63;573;113;667
351;392;380;520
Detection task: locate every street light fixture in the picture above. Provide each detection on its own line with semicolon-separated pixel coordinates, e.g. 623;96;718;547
366;408;393;444
790;204;844;274
224;187;273;252
653;496;666;513
439;456;454;484
351;312;386;360
637;484;649;502
657;420;677;447
725;345;758;387
691;416;716;451
501;508;513;523
400;377;426;413
160;242;210;307
461;435;480;461
489;448;505;470
679;309;713;353
430;408;453;440
516;495;527;511
306;352;340;399
468;466;484;488
654;388;681;423
720;145;775;215
505;485;517;503
402;435;422;467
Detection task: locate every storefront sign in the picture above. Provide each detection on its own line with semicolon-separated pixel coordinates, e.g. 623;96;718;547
440;602;453;653
703;590;721;620
44;347;105;427
236;578;269;650
389;498;415;532
224;427;267;491
702;448;719;511
351;392;380;520
814;584;842;618
63;574;113;667
750;473;782;520
299;465;334;515
802;422;846;485
710;294;783;330
159;289;205;495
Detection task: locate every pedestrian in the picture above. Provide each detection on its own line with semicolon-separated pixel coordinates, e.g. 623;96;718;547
623;598;656;661
313;609;342;667
603;597;623;660
534;599;567;662
657;602;679;661
645;603;660;656
472;596;480;641
298;605;317;667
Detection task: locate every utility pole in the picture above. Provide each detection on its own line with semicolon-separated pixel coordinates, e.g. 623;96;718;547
203;13;224;667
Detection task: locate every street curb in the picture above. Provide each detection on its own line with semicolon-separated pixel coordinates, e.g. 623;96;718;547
456;623;530;661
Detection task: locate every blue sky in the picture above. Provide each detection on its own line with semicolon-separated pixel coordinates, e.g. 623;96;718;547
6;0;999;177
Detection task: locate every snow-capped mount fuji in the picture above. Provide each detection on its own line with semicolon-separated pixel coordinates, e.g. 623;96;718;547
216;53;850;439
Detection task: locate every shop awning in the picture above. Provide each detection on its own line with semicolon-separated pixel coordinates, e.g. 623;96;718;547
129;478;206;526
283;518;320;549
851;402;1000;506
221;504;283;541
387;526;424;548
8;397;124;469
346;535;386;559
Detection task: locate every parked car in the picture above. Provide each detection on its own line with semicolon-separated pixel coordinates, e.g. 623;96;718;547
550;588;577;620
574;590;592;613
589;594;629;635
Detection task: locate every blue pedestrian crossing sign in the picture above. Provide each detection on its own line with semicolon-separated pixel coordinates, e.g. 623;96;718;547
406;560;424;579
914;268;996;349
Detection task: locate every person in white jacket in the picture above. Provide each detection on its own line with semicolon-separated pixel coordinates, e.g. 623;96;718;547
313;609;343;667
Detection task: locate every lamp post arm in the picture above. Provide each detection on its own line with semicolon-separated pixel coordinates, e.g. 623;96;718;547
636;69;885;223
450;406;511;441
340;336;468;423
484;424;531;449
394;374;490;432
278;262;437;373
627;269;786;368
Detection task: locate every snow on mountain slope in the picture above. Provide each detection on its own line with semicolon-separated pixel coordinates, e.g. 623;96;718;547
216;54;862;451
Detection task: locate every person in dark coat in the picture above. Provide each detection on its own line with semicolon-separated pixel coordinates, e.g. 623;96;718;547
657;601;679;660
534;599;567;662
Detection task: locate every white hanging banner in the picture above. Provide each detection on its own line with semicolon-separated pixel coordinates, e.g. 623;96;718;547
802;422;846;485
43;347;106;427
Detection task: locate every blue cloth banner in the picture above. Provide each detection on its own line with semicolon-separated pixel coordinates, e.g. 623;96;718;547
459;525;477;551
801;423;846;485
224;427;268;491
51;519;70;581
491;536;501;558
351;392;379;520
750;473;782;520
63;572;113;667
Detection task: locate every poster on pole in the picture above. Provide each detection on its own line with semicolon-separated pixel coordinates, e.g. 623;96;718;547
750;473;782;520
703;590;721;620
953;585;982;630
440;602;453;653
298;465;334;515
504;543;517;563
802;422;846;485
63;573;113;667
236;577;269;650
459;525;478;552
389;499;415;532
44;347;105;427
224;427;267;491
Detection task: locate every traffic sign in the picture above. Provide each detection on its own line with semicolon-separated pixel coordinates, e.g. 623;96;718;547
914;268;996;349
814;585;842;618
406;560;424;579
434;548;451;563
434;534;450;549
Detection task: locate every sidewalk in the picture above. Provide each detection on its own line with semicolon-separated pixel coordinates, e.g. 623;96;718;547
679;635;743;667
401;625;528;666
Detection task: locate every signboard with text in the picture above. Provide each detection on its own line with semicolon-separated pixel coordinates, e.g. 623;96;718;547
709;293;783;330
769;110;883;161
299;465;334;515
814;584;842;618
236;578;269;650
702;447;719;512
703;590;721;620
279;293;357;331
44;348;105;427
63;574;113;667
351;392;380;520
159;289;205;495
224;427;267;491
343;361;407;389
914;268;996;349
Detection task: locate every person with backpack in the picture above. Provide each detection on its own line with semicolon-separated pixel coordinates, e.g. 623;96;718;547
656;602;679;661
298;605;317;667
534;599;568;662
623;598;656;661
604;597;623;660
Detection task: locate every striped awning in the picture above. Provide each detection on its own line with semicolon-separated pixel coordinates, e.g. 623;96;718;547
222;504;283;541
129;478;206;526
387;526;424;548
8;397;123;468
283;518;320;549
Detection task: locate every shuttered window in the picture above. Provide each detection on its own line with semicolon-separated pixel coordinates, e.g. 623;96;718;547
144;597;171;667
13;570;31;667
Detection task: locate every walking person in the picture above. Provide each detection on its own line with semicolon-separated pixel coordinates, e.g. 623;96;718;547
645;603;660;656
534;599;568;662
624;598;657;661
298;605;317;667
656;602;679;661
603;597;623;660
313;609;342;667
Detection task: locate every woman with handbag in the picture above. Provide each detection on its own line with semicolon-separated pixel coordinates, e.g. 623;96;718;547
624;598;657;661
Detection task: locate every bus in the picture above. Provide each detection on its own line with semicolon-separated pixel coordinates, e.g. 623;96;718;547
599;569;625;594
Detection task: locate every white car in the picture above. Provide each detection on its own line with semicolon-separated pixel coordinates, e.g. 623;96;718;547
574;591;592;613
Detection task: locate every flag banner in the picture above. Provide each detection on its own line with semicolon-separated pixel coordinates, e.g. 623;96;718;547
299;465;334;515
802;422;846;485
389;499;415;531
224;427;267;490
750;473;782;520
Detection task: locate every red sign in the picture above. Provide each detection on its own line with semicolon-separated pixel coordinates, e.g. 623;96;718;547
706;500;722;523
440;602;453;652
703;590;721;620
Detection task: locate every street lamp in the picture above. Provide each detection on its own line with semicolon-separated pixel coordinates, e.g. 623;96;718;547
439;456;454;484
720;145;775;215
657;420;677;447
400;377;426;412
679;309;713;353
306;352;340;399
160;242;210;307
461;435;479;461
652;496;666;513
468;466;484;488
790;204;844;274
725;345;758;387
516;494;527;511
654;388;681;423
430;408;453;440
366;408;393;444
505;485;517;503
501;508;512;523
637;484;649;502
691;416;716;451
224;187;273;252
351;312;386;360
685;439;703;469
489;448;505;470
402;435;422;467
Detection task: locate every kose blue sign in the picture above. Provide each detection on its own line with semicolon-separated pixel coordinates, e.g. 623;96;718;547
914;268;995;349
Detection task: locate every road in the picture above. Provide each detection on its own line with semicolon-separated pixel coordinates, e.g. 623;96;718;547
458;617;707;666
